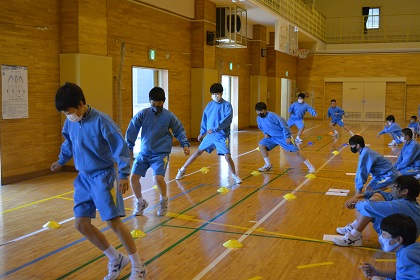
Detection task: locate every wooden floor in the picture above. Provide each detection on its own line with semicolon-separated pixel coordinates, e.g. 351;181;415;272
1;120;417;280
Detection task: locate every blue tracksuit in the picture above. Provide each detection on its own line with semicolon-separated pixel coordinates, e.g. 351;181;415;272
126;107;190;156
356;198;420;236
288;102;317;120
257;112;299;152
327;106;345;123
408;121;420;134
395;242;420;280
355;147;398;192
394;139;420;176
257;111;291;138
58;107;130;180
200;99;232;137
378;122;403;144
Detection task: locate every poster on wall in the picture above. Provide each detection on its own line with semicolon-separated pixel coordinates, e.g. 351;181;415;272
1;65;29;119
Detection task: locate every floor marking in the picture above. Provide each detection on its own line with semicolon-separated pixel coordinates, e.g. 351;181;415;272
375;259;396;262
192;145;348;279
297;262;334;269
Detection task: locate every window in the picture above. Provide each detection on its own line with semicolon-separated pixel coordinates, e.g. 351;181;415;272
362;7;380;32
366;8;380;29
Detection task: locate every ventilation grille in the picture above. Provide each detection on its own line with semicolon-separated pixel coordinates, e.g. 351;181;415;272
346;112;362;119
365;112;383;119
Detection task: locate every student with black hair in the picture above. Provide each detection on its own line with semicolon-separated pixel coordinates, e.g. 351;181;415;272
176;83;242;184
287;92;317;143
394;128;420;179
377;115;403;146
254;102;315;173
327;99;354;137
51;82;146;280
360;213;420;279
348;135;399;195
333;175;420;247
408;115;420;138
126;87;190;217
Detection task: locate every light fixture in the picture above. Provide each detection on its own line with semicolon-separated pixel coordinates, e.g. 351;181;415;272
261;48;267;57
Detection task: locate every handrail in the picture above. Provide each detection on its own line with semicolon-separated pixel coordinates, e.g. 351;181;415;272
251;0;326;41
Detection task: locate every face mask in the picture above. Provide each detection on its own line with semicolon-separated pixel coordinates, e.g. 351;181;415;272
391;187;400;200
400;136;406;143
298;99;303;104
410;120;415;123
258;112;266;118
350;146;358;153
151;105;163;114
387;122;392;126
66;111;83;122
212;95;221;102
378;235;400;252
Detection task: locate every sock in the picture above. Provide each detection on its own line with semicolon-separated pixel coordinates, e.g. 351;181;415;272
136;195;143;203
263;157;271;166
104;246;120;261
350;220;358;228
349;131;354;135
160;195;168;201
129;253;142;267
334;130;338;134
303;160;313;169
350;229;362;238
180;167;186;171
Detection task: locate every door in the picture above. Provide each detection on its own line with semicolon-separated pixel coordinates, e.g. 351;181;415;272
221;75;239;131
342;81;385;121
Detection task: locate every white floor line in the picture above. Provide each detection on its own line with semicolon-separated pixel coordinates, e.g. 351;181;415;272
192;144;348;280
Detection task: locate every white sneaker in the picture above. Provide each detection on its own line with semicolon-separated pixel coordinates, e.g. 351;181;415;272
332;132;339;137
415;174;420;180
232;174;242;184
133;199;149;216
333;232;362;247
175;168;186;180
258;164;272;172
157;197;168;216
308;167;316;174
295;136;303;143
388;140;397;146
129;263;147;280
104;253;130;280
336;222;354;235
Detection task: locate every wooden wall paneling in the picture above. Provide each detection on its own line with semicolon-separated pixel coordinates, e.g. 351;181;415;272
324;82;343;121
385;82;406;125
406;85;420;121
297;54;420;123
0;0;61;183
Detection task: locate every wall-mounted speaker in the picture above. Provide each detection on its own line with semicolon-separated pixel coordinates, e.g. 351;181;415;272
207;31;215;46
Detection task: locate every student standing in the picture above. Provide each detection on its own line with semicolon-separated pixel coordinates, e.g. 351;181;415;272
51;83;146;280
126;87;190;216
327;99;354;137
254;102;315;173
287;92;317;143
176;83;242;184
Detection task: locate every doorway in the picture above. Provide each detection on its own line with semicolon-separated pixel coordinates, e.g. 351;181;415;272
221;75;239;131
280;78;296;120
132;67;168;155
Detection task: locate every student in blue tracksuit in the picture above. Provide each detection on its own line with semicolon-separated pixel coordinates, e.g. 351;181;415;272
327;99;354;137
287;92;317;143
126;87;190;217
176;83;242;184
254;102;315;173
360;213;420;279
377;115;403;146
408;115;420;138
394;128;420;179
333;175;420;247
50;83;146;280
349;135;399;195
